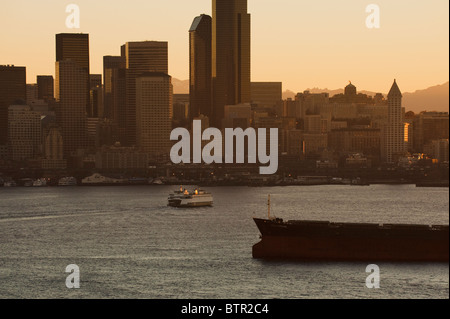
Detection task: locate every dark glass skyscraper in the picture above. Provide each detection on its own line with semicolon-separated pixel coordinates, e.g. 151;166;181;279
56;33;90;114
189;14;212;122
212;0;251;127
103;55;126;125
0;65;26;145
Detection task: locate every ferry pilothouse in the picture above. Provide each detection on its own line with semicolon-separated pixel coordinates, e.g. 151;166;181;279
168;186;213;208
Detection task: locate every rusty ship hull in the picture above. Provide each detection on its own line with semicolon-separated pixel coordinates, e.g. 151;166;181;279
252;218;449;262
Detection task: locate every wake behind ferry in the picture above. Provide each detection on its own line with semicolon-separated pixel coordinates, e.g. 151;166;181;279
168;186;213;208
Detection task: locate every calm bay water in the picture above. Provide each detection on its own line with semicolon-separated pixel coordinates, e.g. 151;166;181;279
0;184;448;299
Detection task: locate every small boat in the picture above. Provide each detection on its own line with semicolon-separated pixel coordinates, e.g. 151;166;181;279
58;177;77;186
168;186;213;208
3;180;17;187
22;179;34;187
33;178;47;187
81;173;128;186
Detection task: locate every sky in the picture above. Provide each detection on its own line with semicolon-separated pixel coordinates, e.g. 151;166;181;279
0;0;448;93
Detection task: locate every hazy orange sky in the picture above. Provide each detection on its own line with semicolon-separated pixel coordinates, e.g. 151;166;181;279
0;0;448;93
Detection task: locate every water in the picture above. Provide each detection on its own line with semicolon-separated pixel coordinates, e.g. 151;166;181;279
0;184;448;299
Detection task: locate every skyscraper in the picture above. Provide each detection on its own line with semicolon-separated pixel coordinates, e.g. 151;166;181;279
382;80;405;163
0;65;26;146
56;33;90;113
136;73;173;158
37;75;54;102
103;55;126;122
212;0;251;127
8;104;41;161
122;41;168;146
55;60;88;158
189;14;212;122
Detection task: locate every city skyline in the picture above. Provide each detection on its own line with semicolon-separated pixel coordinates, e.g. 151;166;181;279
0;0;448;93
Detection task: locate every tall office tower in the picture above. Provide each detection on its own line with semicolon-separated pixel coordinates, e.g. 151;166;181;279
122;41;168;146
0;65;26;145
55;60;88;158
382;80;405;163
136;73;173;158
56;33;90;113
189;14;212;121
37;76;54;102
103;56;126;122
212;0;251;127
8;105;41;161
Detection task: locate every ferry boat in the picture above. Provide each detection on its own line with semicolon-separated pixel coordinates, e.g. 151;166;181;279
168;186;213;208
58;177;77;186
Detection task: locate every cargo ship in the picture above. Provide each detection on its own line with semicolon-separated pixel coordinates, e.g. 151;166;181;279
252;196;449;262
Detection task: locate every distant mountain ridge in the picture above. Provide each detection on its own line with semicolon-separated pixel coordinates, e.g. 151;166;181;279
173;79;449;113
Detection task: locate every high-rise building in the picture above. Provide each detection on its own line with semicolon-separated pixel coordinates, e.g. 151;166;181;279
189;14;212;121
103;56;126;122
26;84;38;105
412;112;449;153
55;60;88;159
212;0;251;127
41;123;67;170
0;65;26;145
8;105;41;161
122;41;168;146
382;80;405;163
136;73;173;158
56;33;90;114
37;76;54;102
251;82;282;109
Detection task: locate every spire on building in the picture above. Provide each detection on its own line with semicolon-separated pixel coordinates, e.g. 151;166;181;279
388;79;402;98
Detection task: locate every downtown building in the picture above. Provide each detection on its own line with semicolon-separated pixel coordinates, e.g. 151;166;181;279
381;80;405;163
212;0;251;127
122;41;168;146
0;65;26;147
136;73;173;160
55;60;88;160
8;104;41;162
37;75;54;102
189;14;213;122
56;33;90;114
